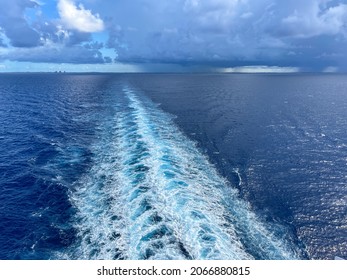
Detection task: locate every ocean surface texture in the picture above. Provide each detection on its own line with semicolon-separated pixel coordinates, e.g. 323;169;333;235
0;73;346;260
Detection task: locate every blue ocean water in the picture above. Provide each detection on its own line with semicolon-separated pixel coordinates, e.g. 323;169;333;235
0;73;346;260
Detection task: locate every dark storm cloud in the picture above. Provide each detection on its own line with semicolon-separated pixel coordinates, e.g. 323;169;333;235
0;0;41;47
100;0;347;70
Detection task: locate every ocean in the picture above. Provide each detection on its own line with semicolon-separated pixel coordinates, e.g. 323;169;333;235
0;73;346;260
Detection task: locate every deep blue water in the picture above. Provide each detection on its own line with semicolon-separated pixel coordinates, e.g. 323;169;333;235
0;73;346;260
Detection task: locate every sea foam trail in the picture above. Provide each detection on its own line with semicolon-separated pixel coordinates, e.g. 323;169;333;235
61;86;300;260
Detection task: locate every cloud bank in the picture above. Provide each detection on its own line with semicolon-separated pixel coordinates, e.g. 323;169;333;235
0;0;346;71
102;0;347;71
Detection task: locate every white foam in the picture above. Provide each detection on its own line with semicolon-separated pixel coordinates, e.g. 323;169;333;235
233;168;243;187
61;85;300;260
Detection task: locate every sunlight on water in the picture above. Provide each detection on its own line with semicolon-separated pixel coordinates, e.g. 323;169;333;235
60;86;300;260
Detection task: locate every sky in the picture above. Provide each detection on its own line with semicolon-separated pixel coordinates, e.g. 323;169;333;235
0;0;346;72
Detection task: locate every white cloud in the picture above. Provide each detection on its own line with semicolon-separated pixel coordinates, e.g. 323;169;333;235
183;0;248;32
281;2;347;38
55;25;71;43
240;12;253;19
323;66;338;73
57;0;104;33
221;66;300;73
